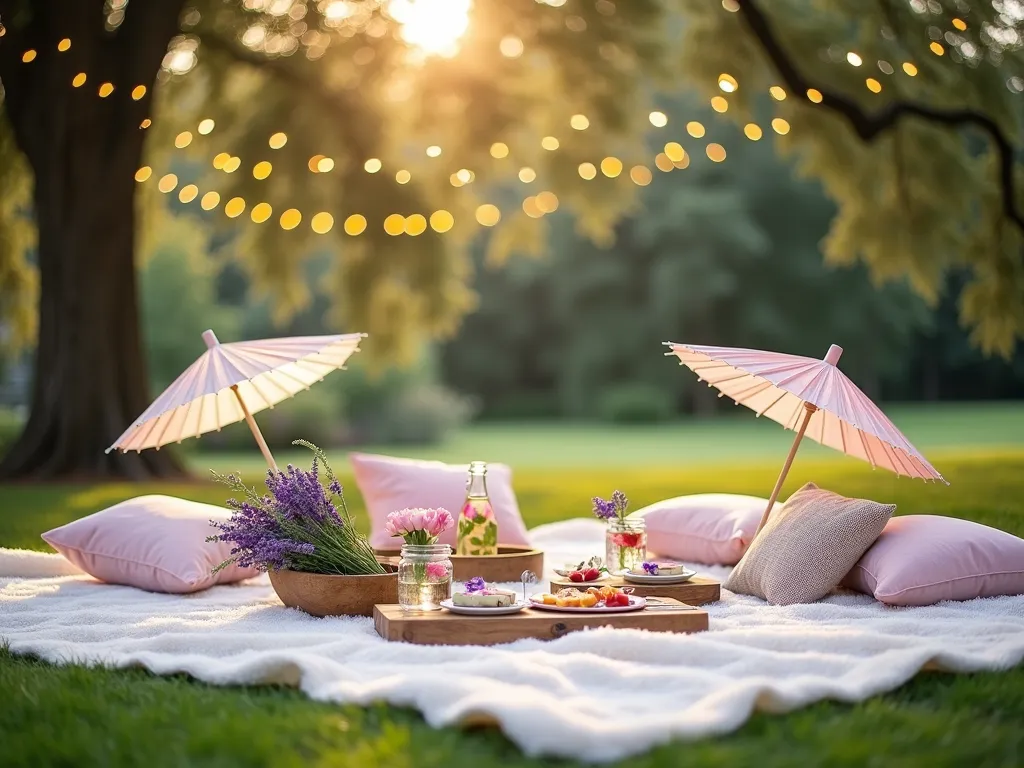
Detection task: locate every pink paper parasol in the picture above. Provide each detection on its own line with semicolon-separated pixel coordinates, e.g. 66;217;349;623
107;330;365;470
664;342;946;535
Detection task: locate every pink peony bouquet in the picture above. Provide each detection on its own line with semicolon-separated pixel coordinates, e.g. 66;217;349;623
385;507;454;545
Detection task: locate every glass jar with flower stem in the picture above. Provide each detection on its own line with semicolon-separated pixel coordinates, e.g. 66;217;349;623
387;507;455;612
593;491;646;575
457;461;498;556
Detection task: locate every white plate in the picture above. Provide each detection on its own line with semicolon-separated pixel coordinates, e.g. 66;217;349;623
528;595;647;614
622;568;697;585
440;599;527;616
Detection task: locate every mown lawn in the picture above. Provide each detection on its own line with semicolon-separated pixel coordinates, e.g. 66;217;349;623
2;409;1024;767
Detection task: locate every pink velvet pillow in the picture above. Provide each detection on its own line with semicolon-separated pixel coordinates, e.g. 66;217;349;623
350;453;531;550
41;495;258;593
842;515;1024;606
630;494;768;565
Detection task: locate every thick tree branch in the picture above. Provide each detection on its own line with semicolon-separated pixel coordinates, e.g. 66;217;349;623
736;0;1024;235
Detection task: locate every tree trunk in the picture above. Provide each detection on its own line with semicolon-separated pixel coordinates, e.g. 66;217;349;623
0;0;186;480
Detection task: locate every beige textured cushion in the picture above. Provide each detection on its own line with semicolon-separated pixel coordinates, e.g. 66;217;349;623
724;483;894;605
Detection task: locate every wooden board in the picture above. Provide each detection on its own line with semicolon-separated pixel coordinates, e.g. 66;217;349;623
547;575;720;605
375;545;544;582
373;598;708;646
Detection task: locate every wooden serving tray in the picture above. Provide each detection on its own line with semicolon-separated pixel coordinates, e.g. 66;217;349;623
375;545;544;582
547;575;720;605
373;598;708;646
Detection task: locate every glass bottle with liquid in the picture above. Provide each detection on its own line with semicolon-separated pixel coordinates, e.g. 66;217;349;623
457;461;498;556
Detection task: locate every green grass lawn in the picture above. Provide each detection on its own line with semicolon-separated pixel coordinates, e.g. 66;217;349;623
2;405;1024;766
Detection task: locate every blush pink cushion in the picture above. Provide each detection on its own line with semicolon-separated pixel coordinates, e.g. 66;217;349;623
842;515;1024;606
350;453;531;550
629;494;768;565
41;495;259;593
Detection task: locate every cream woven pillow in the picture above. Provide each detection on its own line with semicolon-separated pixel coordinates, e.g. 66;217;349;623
724;483;894;605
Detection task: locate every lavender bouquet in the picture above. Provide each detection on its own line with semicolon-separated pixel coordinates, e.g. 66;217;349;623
208;440;385;576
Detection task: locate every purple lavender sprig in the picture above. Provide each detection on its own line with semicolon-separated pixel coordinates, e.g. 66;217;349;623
464;576;486;593
592;490;629;522
642;561;660;575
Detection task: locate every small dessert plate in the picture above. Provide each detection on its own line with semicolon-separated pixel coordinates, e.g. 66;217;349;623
622;568;697;585
440;599;528;616
551;569;609;583
528;595;647;614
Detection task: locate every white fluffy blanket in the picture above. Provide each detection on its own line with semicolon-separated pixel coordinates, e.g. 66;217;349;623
2;519;1023;763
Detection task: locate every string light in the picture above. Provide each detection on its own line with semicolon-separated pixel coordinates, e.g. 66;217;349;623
686;121;705;138
197;118;215;135
489;142;509;159
718;74;738;92
311;212;334;234
771;118;791;135
522;196;543;218
308;155;325;172
396;169;411;184
930;42;944;56
456;169;473;184
57;38;71;52
600;157;622;178
570;114;590;130
578;162;597;180
902;62;918;76
212;152;230;169
73;72;87;87
952;18;967;31
536;191;559;213
223;157;241;173
22;50;37;63
224;197;246;218
201;191;220;210
426;145;442;157
405;213;427;235
769;86;786;101
629;165;652;186
251;203;273;223
179;184;199;203
344;214;367;235
866;78;882;93
364;158;382;173
252;161;273;180
541;136;560;150
654;153;674;172
664;142;685;162
134;166;152;182
384;213;405;235
518;167;536;183
131;85;146;100
157;174;178;193
710;96;728;113
174;131;193;149
475;204;501;226
317;157;335;173
140;119;152;129
269;132;288;149
847;52;863;66
98;82;114;97
706;143;726;162
279;208;302;230
649;111;668;127
430;210;454;232
806;88;823;103
673;153;690;170
744;124;763;140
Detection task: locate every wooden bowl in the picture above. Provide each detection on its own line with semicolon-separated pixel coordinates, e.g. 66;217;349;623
269;565;398;618
374;545;544;583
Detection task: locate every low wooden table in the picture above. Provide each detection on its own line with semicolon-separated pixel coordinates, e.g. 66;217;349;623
547;575;720;605
374;599;708;646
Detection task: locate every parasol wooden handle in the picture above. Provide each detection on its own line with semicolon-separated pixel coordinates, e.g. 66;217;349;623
231;385;279;472
754;402;817;537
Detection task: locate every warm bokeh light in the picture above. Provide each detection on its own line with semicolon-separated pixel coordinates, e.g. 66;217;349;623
311;212;334;234
201;191;220;210
772;118;791;135
389;0;471;58
769;86;786;101
57;38;71;52
541;136;560;151
570;114;590;130
500;35;524;58
710;96;728;113
224;197;246;218
344;214;367;236
952;18;967;31
179;184;199;203
449;173;465;188
405;213;427;236
365;158;382;173
686;121;705;138
522;196;543;219
280;209;302;230
744;123;762;140
518;167;536;183
456;169;473;184
396;169;412;184
475;204;501;226
384;214;406;235
317;157;335;173
426;145;442;157
847;52;863;66
578;162;597;180
649;111;668;128
721;0;739;10
654;153;673;172
223;156;241;173
902;62;918;76
705;143;726;162
536;191;559;213
251;203;273;224
134;166;152;183
140;118;152;129
630;165;652;186
157;174;178;193
212;152;230;170
253;161;273;180
269;132;288;149
866;78;882;93
22;50;36;63
98;82;114;98
807;88;823;103
131;84;146;100
308;155;325;172
430;209;455;232
600;157;623;178
664;142;684;162
197;119;215;135
930;41;944;56
673;153;690;170
73;72;87;87
718;73;738;93
175;131;193;149
490;142;509;159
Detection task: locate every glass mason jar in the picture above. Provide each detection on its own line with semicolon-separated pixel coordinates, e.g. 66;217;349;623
457;461;499;556
398;543;453;612
605;518;647;575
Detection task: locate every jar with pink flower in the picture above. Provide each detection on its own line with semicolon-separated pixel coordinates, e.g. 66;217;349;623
387;507;455;611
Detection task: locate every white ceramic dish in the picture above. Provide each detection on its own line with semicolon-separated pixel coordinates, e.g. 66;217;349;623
528;595;647;614
622;569;697;585
440;599;528;616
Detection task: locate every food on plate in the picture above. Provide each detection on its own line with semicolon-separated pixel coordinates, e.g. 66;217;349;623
639;561;686;576
537;585;633;609
557;556;607;582
452;576;517;607
535;593;558;605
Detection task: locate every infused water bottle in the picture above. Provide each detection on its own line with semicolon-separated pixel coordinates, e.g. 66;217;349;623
457;461;498;556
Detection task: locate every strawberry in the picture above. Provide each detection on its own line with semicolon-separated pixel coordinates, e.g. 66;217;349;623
568;570;585;582
583;567;601;581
